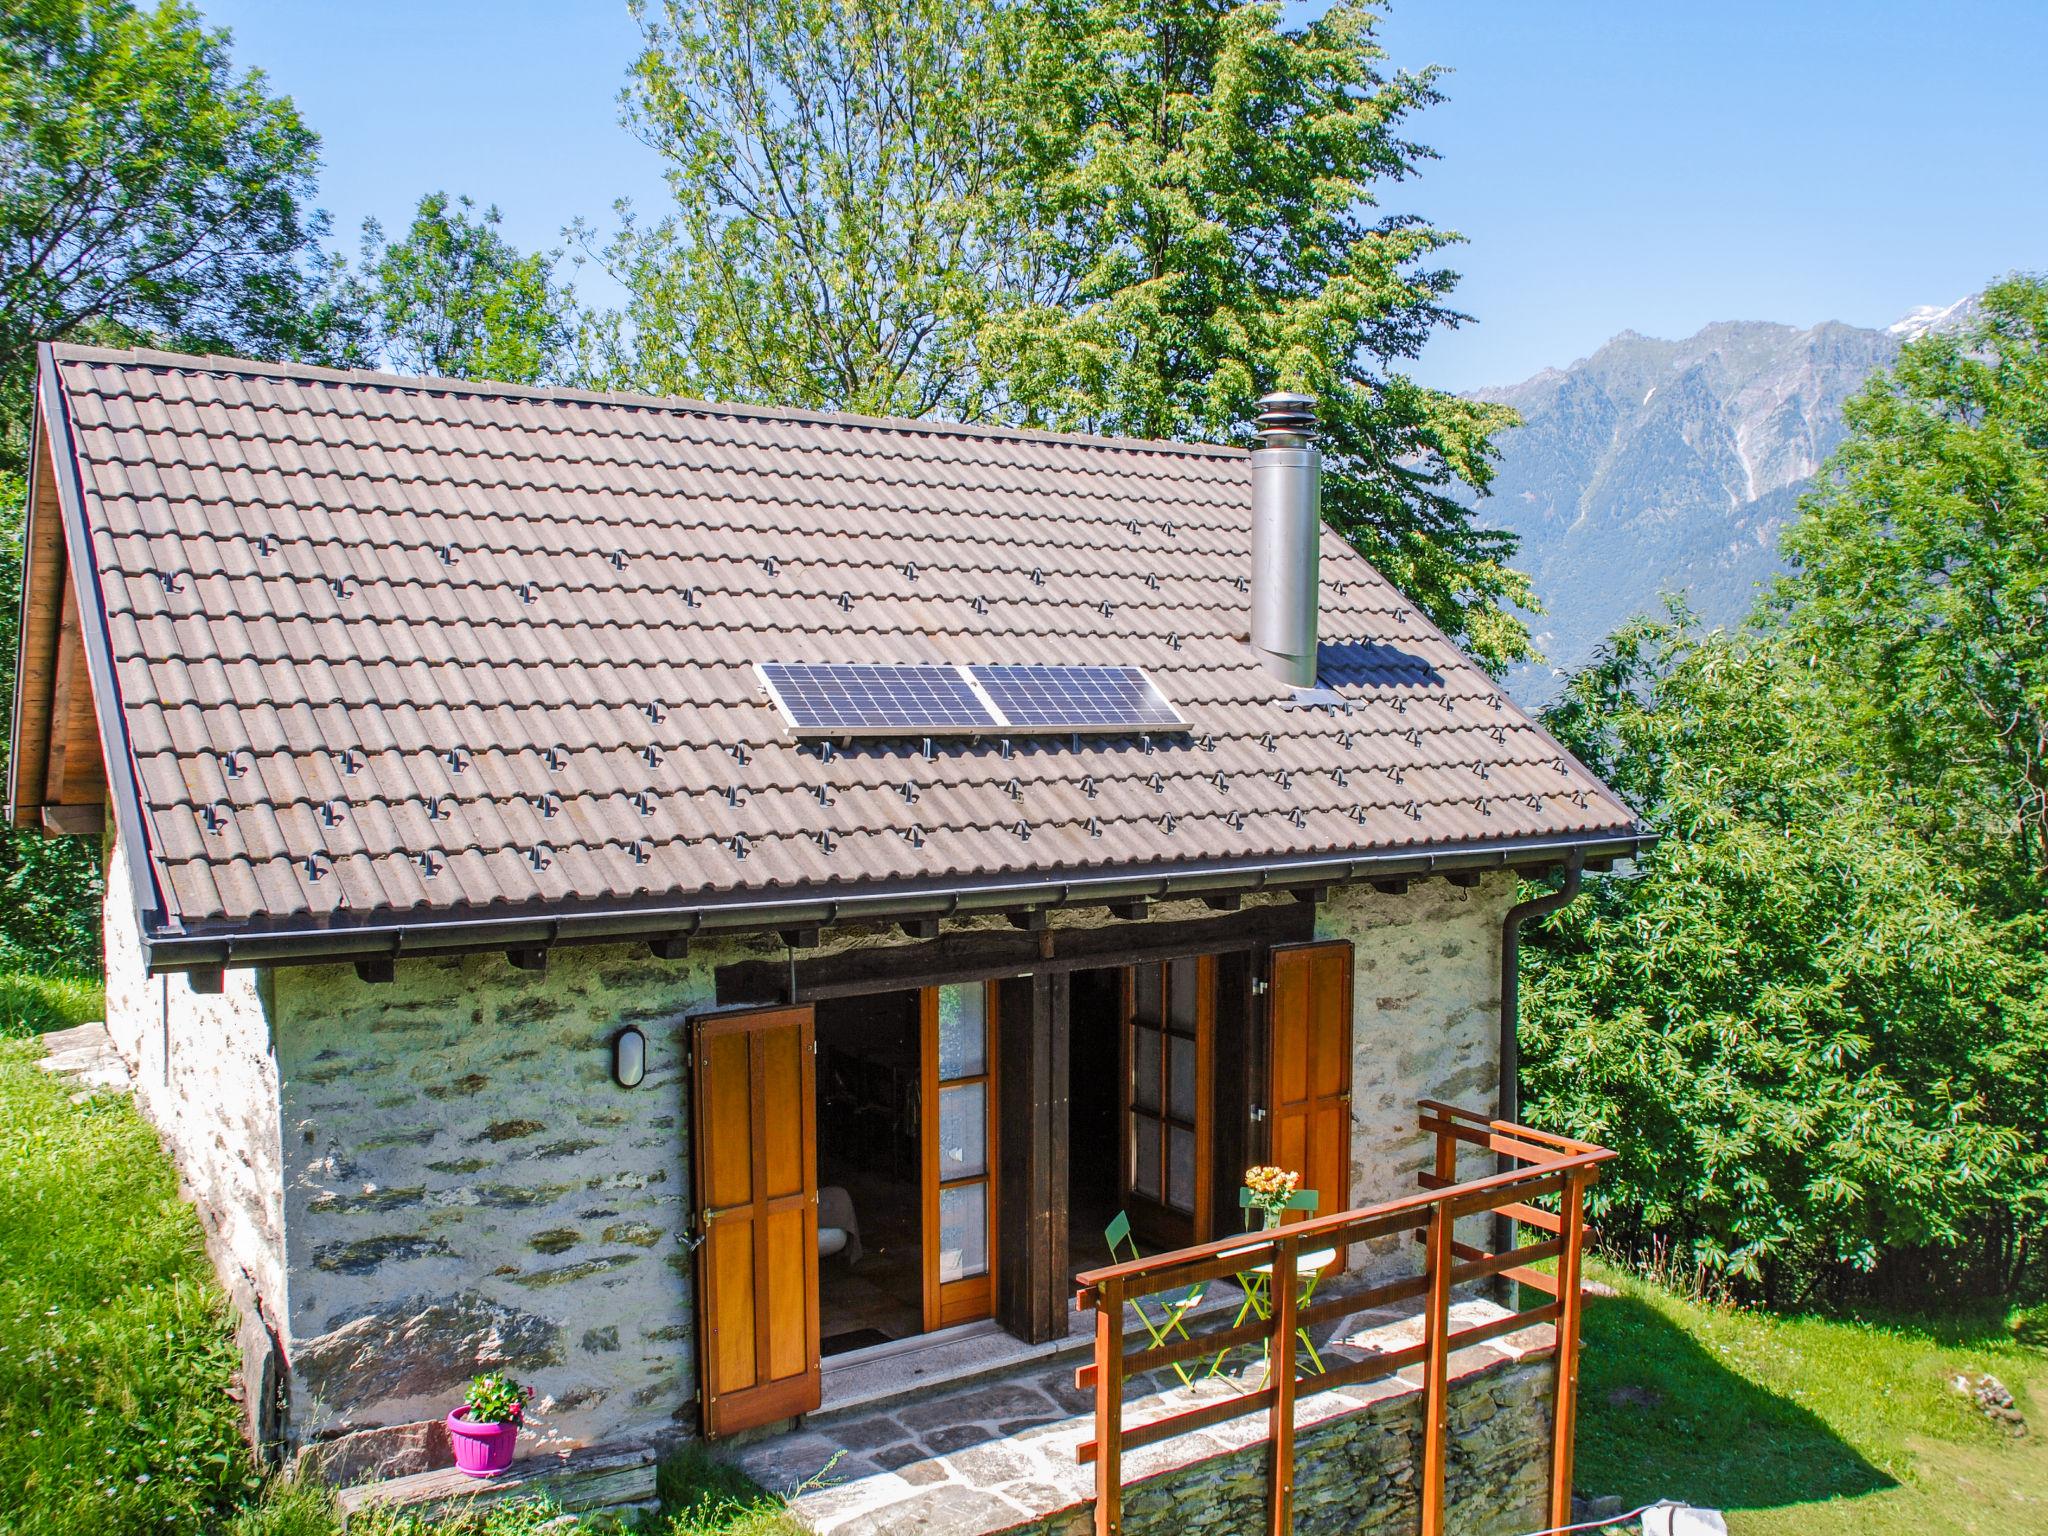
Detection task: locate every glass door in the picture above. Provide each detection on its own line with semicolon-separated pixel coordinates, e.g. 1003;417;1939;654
1121;955;1214;1249
921;981;997;1330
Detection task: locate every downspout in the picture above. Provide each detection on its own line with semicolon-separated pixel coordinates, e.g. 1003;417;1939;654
1494;849;1584;1287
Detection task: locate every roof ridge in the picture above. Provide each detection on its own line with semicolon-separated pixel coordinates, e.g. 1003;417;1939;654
46;341;1251;463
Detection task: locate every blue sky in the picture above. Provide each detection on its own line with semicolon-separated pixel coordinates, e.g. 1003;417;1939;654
204;0;2046;391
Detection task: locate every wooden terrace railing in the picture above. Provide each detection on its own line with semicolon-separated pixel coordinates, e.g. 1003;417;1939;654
1072;1101;1614;1536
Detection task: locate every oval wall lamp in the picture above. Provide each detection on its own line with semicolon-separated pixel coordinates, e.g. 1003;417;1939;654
612;1026;647;1089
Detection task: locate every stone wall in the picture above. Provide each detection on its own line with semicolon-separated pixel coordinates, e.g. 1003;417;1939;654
1320;872;1516;1271
99;869;1518;1481
1106;1354;1555;1536
269;940;727;1468
102;827;290;1441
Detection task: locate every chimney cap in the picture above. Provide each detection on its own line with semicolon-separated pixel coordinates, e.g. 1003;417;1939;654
1255;391;1318;442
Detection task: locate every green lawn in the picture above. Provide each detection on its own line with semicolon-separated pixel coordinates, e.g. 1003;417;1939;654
3;975;2043;1534
0;984;797;1536
0;966;106;1038
1575;1259;2048;1534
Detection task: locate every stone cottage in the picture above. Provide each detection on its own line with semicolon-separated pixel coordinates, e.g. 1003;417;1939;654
8;343;1645;1515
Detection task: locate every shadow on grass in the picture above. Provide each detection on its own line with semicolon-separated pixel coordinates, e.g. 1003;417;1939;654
1575;1291;1895;1512
0;968;103;1038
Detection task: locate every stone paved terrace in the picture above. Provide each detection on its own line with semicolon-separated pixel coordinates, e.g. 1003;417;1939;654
733;1295;1561;1536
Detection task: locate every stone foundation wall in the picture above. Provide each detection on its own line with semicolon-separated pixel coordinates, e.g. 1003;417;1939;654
1107;1356;1555;1536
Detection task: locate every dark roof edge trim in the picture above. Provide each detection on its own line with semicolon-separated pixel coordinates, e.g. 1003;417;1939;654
141;828;1656;975
35;345;169;933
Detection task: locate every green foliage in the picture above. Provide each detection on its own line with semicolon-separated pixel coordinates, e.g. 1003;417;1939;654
593;0;1013;418
1528;280;2048;1299
0;1038;259;1535
1530;616;2048;1291
991;0;1530;667
0;0;330;467
1772;274;2048;895
649;1445;807;1536
350;194;580;385
460;1370;533;1427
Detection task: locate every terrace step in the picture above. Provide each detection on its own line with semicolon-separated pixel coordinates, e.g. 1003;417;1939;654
331;1439;659;1524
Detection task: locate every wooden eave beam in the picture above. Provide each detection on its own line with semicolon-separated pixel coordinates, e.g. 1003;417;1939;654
41;805;103;836
9;419;69;828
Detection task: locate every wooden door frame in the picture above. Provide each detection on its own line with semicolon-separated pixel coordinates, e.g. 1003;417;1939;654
690;1004;821;1439
920;981;1000;1331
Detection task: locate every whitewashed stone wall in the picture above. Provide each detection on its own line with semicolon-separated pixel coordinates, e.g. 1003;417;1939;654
102;830;289;1331
1319;872;1516;1271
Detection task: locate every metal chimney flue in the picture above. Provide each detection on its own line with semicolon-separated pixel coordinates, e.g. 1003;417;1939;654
1249;391;1322;687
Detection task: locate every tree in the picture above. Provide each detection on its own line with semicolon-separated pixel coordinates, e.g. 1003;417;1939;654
588;0;1016;417
1770;275;2048;897
1523;285;2048;1299
352;193;579;386
1527;613;2048;1298
0;0;330;467
989;0;1530;668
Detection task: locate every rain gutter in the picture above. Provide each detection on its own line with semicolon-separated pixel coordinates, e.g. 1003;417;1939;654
141;829;1653;976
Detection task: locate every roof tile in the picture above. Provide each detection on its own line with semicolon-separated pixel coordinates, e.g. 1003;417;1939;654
45;345;1638;933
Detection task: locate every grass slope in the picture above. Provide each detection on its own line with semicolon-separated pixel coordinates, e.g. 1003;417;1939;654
0;1030;258;1535
0;998;799;1535
1577;1260;2048;1534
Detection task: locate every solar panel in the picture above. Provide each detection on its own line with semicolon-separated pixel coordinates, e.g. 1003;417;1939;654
968;664;1187;733
756;662;1002;737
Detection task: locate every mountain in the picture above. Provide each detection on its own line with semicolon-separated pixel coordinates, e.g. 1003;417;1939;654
1473;299;1977;705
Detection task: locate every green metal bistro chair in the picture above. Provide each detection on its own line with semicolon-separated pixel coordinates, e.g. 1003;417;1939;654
1224;1188;1330;1377
1104;1211;1211;1386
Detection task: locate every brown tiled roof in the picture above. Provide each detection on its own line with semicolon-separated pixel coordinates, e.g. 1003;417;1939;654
33;344;1641;948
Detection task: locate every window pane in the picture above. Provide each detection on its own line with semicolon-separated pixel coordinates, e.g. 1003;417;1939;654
937;983;985;1081
938;1082;987;1178
1168;956;1199;1033
1132;1026;1161;1112
938;1182;988;1281
1133;963;1162;1026
1132;1113;1161;1199
1168;1125;1196;1214
1168;1034;1197;1120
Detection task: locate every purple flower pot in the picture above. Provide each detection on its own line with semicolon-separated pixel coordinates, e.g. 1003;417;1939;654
447;1408;518;1477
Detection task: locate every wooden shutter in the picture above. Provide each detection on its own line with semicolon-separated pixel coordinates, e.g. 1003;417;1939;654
1266;942;1354;1225
692;1006;819;1438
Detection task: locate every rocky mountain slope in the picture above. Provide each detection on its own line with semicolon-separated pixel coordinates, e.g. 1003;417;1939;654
1474;298;1975;703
